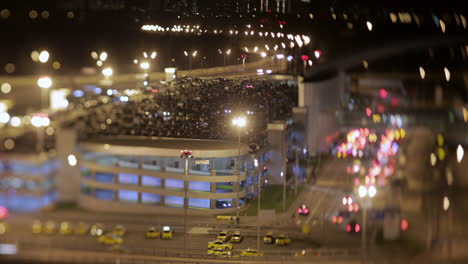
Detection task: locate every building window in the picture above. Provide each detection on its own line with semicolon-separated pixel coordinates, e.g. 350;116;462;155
165;196;184;207
141;176;161;187
166;179;184;190
141;193;161;204
96;172;114;183
95;189;114;200
118;190;138;203
118;173;138;185
189;198;210;209
188;181;210;192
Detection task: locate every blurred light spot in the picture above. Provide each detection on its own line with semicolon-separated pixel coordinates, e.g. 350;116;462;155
31;50;40;62
419;67;425;79
10;116;21;127
66;11;75;19
29;10;38;19
96;60;103;67
37;76;52;89
41;10;49;19
45;127;55;136
52;61;61;70
430;153;437;167
4;138;14;150
457;145;464;163
355;224;360;232
443;196;450;211
401;219;408;231
437;134;444;146
362;60;368;69
67;154;77;166
1;83;11;94
91;51;98;60
390;13;398;23
0;9;11;19
99;52;108;61
439;19;446;33
366;21;373;31
0;113;10;124
39;50;49;63
5;63;15;73
444;67;450;82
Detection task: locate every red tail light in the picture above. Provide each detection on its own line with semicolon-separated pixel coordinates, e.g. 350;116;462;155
355;224;361;232
346;224;351;232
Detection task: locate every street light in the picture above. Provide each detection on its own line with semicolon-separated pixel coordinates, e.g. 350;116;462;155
102;67;113;77
37;76;52;110
38;50;50;63
218;49;231;66
184;50;198;71
232;116;246;218
358;185;376;264
457;145;464;163
180;150;194;256
140;62;150;70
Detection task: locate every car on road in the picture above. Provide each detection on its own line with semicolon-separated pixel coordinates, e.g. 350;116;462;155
240;248;264;256
32;220;42;234
263;232;275;244
98;233;123;245
146;227;160;239
59;221;73;235
231;231;243;243
161;226;173;239
44;221;56;234
207;248;232;257
346;220;360;233
90;223;105;236
112;225;126;236
207;240;233;250
75;222;88;235
297;204;310;216
217;230;232;242
275;234;291;246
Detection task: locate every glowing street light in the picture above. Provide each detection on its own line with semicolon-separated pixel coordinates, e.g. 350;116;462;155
102;67;113;77
37;76;52;89
232;116;246;219
140;62;150;70
38;50;50;63
99;52;108;61
366;21;373;31
358;185;367;198
368;186;377;198
67;154;77;166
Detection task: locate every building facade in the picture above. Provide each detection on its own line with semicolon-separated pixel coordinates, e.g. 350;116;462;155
0;153;58;212
77;136;268;215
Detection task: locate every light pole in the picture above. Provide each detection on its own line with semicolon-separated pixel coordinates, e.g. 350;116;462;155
37;76;53;110
180;150;194;256
184;50;197;71
257;159;261;250
358;185;376;264
241;55;247;72
218;49;231;66
134;51;156;86
232;116;246;219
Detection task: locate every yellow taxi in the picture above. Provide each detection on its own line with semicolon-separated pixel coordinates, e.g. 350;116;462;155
208;240;233;250
263;232;274;244
217;230;232;242
240;248;264;257
98;233;123;245
275;234;291;246
32;220;42;234
207;248;232;257
146;227;160;239
0;222;7;235
161;226;173;240
90;223;105;236
44;221;56;234
231;231;243;243
75;222;88;235
112;225;126;236
59;221;73;235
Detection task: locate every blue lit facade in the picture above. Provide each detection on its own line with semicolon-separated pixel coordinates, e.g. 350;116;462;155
0;156;58;212
78;138;268;214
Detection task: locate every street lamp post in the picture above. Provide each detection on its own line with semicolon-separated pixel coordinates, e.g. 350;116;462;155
232;116;246;219
358;185;376;264
180;150;193;256
257;162;261;250
184;50;197;71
